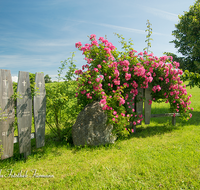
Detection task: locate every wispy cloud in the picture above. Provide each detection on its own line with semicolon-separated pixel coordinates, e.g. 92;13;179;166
0;55;56;68
0;38;76;54
142;6;179;22
94;23;146;34
95;23;170;36
66;19;169;36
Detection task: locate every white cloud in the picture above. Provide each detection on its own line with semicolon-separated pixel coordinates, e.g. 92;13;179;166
143;6;179;22
66;19;169;36
0;54;62;71
12;76;18;83
95;23;146;34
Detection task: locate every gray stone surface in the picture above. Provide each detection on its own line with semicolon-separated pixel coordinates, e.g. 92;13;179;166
72;101;116;146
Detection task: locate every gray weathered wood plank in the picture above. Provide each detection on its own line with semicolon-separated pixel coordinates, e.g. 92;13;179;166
0;69;15;160
172;116;176;126
14;133;35;144
144;87;152;124
136;88;143;125
151;113;180;117
34;73;46;148
17;71;32;157
126;93;136;132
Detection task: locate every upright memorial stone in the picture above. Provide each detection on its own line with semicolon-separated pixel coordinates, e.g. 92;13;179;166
0;69;15;160
34;73;46;148
17;71;32;158
144;87;152;124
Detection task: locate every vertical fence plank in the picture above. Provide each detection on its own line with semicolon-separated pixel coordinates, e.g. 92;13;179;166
126;93;136;132
0;69;15;160
172;116;176;126
144;87;152;124
17;71;32;158
136;88;143;125
34;73;46;148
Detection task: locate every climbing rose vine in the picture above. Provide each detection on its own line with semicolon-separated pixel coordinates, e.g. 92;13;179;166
74;34;193;136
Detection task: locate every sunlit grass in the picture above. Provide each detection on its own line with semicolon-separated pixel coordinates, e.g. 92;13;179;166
0;83;199;189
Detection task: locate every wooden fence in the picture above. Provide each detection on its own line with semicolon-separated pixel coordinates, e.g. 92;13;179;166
132;87;180;129
0;69;46;160
0;69;180;158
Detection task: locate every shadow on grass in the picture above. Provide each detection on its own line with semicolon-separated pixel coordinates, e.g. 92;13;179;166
132;124;179;139
150;107;199;126
0;128;75;166
0;109;197;165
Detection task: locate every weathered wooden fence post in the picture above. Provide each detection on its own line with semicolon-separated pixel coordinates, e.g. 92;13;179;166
144;87;152;124
17;71;32;159
0;69;15;160
172;116;176;126
34;73;46;148
126;93;136;132
136;88;144;125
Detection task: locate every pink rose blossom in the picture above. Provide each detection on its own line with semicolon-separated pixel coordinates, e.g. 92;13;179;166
125;73;131;81
75;41;82;48
113;111;117;115
100;99;106;105
94;68;98;72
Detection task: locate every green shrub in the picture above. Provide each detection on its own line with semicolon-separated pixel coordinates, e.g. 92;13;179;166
45;53;82;141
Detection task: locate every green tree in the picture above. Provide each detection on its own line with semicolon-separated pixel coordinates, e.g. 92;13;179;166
44;74;52;83
170;0;200;72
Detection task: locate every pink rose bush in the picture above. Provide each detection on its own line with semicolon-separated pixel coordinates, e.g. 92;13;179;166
74;34;193;136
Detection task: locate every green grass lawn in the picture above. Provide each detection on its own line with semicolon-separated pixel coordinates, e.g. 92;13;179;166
0;84;199;189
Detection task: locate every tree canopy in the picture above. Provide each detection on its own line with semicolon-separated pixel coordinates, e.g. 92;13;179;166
44;74;52;83
170;0;200;72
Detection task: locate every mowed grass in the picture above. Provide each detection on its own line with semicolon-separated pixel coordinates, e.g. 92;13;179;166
0;84;199;189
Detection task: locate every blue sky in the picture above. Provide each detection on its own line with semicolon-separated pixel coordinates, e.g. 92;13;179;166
0;0;195;82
